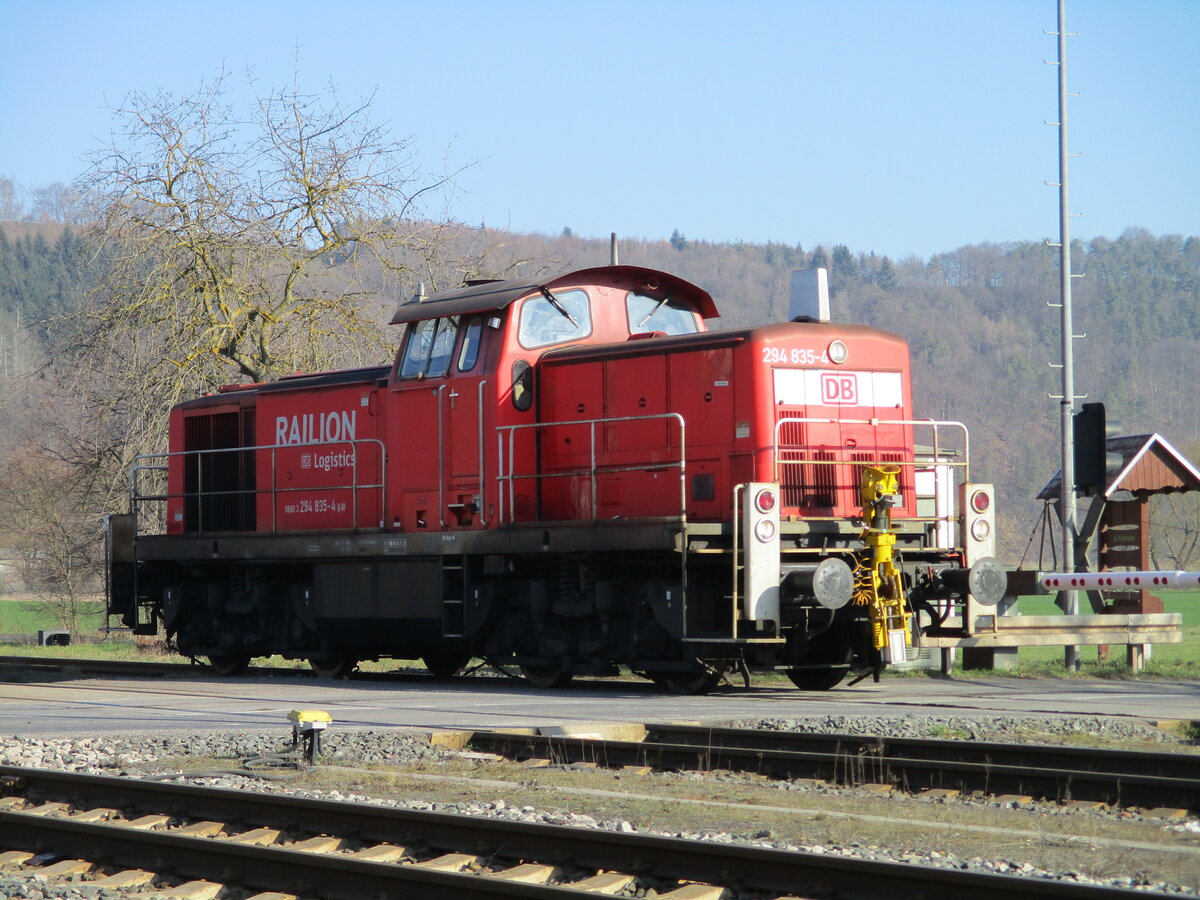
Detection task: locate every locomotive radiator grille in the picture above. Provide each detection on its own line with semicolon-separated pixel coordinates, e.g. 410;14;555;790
775;412;909;513
800;452;837;509
775;413;837;509
851;451;905;502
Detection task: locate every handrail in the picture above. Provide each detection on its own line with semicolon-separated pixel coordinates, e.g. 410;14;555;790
731;483;746;624
496;413;687;525
772;416;971;482
477;380;488;527
436;385;447;529
129;437;387;536
772;416;970;546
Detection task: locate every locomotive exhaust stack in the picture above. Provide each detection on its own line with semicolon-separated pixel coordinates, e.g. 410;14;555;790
789;268;831;323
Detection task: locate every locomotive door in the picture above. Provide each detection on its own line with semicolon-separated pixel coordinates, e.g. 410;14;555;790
388;382;442;529
445;315;487;527
389;316;461;531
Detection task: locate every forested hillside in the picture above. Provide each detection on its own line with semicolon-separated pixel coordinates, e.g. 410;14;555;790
0;224;90;343
2;221;1198;562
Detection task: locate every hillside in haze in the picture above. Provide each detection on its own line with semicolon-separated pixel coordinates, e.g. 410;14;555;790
2;221;1198;561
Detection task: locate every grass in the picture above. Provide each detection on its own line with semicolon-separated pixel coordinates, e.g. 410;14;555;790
0;594;106;636
1003;592;1200;676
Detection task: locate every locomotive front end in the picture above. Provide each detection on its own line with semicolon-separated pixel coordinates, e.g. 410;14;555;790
732;321;1005;685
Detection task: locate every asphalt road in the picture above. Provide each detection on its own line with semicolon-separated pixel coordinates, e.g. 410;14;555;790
1;671;1197;736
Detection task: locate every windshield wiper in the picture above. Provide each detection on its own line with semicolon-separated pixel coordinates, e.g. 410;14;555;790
540;286;580;328
635;293;673;329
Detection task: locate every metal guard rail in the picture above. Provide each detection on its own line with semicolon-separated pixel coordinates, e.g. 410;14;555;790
496;413;687;526
129;438;387;536
773;416;970;535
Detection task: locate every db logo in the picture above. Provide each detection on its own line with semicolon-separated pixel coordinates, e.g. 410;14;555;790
300;453;312;469
820;373;858;405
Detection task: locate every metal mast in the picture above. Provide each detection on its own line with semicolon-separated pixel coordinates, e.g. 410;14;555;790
1047;0;1081;669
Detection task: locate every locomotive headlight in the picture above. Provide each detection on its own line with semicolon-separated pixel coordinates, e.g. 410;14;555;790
828;340;848;364
970;518;992;541
754;519;777;542
753;488;777;513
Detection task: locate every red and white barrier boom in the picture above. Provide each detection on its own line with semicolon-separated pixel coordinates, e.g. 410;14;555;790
1038;571;1200;591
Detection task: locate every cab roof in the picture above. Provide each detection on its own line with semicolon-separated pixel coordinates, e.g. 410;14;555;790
389;265;720;325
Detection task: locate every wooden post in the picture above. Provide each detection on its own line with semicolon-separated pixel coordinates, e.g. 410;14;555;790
1126;643;1145;672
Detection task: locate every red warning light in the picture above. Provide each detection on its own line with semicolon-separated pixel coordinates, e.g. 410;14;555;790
754;488;777;514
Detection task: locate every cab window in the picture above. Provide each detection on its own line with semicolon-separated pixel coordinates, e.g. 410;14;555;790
518;289;591;349
457;315;484;372
399;316;459;378
626;292;700;335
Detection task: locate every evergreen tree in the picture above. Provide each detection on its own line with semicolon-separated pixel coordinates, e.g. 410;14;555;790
831;244;857;279
877;256;897;291
670;229;689;252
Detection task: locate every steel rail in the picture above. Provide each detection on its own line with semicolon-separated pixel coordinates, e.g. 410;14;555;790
0;765;1154;900
468;728;1200;812
0;655;309;680
644;723;1200;785
0;654;481;682
0;810;581;900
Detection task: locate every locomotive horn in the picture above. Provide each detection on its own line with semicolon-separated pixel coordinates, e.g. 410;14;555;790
781;558;854;610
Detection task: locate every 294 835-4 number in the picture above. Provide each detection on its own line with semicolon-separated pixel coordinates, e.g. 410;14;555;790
762;346;827;365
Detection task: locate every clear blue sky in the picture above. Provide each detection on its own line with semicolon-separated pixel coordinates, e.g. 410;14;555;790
1;0;1195;259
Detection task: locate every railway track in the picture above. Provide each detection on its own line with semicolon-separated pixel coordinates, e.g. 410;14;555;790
0;654;439;685
0;654;301;680
0;765;1166;899
469;723;1200;813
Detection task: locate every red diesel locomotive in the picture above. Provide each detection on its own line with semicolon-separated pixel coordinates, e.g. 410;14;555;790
105;265;1004;692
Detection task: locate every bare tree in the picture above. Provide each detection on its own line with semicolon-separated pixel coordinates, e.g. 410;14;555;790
0;449;105;635
77;73;457;383
28;182;84;224
61;72;469;498
1150;493;1200;571
0;177;22;221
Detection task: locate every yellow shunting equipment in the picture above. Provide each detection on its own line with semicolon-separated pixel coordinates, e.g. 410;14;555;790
853;465;912;662
288;709;332;728
288;709;332;764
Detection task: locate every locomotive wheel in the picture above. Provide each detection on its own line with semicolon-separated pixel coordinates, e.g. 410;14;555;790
785;665;849;691
786;631;853;691
423;652;469;679
207;653;251;677
648;667;724;695
308;656;357;679
519;664;574;689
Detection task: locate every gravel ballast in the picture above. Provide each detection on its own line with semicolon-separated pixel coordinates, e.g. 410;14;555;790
727;712;1194;745
0;716;1196;897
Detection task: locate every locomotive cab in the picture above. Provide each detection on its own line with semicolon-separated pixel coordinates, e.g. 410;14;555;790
384;266;718;532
